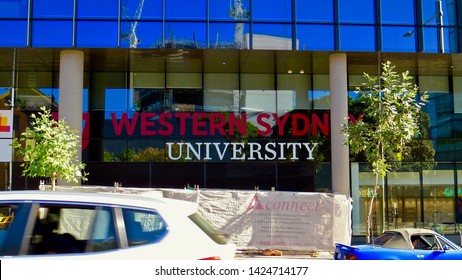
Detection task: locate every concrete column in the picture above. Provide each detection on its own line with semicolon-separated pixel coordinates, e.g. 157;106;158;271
329;53;350;196
58;50;84;185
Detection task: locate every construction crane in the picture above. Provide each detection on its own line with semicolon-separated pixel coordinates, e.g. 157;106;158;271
228;0;249;49
121;0;145;48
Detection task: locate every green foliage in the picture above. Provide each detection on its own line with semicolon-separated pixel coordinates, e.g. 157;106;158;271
343;61;428;242
11;107;88;189
343;61;428;177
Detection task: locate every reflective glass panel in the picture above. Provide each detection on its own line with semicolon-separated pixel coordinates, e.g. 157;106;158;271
76;21;119;47
296;0;333;23
33;0;73;18
209;22;249;49
0;20;27;47
421;0;456;26
165;0;206;20
164;22;206;48
32;20;73;47
297;24;334;51
252;0;292;21
382;26;417;52
339;25;375;51
210;0;249;21
120;21;162;48
380;0;415;24
78;0;119;19
252;23;292;50
134;0;163;19
338;0;375;24
0;0;28;18
422;27;439;53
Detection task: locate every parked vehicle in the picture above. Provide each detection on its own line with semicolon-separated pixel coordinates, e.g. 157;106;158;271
0;190;236;260
334;228;462;260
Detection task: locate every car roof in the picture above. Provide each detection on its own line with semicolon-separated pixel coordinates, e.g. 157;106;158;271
383;228;439;239
0;190;198;213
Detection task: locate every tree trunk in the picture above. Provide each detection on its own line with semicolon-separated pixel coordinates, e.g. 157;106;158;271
366;174;380;244
51;178;56;191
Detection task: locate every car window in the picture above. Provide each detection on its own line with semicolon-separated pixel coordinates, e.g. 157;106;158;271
28;204;117;255
0;204;18;250
122;208;167;246
377;232;408;249
436;235;460;250
373;232;395;246
188;212;228;245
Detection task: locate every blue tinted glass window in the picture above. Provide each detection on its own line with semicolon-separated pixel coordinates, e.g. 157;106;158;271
296;0;333;23
422;27;439;52
120;21;162;48
253;23;292;50
165;0;206;20
381;0;415;24
0;0;28;18
33;0;73;18
121;0;162;20
338;0;375;24
32;20;73;47
252;0;292;21
297;24;334;51
105;89;130;119
78;0;119;19
0;20;27;46
444;27;457;53
209;22;249;49
422;0;456;26
164;22;206;48
210;0;249;21
382;26;417;52
339;25;375;51
423;91;453;138
76;21;118;47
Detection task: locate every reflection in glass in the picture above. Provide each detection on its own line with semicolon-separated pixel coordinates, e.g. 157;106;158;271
209;22;249;49
120;20;162;48
382;26;416;52
296;0;333;23
164;22;206;48
252;23;292;50
338;0;375;24
380;0;415;24
252;0;292;21
33;0;73;18
76;21;119;47
32;20;73;47
0;20;27;47
209;0;249;21
165;0;206;20
0;0;28;18
339;25;375;51
78;0;119;19
297;24;334;51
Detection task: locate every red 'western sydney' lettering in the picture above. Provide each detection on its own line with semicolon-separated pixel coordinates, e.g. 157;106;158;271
110;112;360;137
110;112;247;136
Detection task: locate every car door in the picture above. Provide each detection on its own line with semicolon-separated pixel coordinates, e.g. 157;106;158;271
413;233;462;260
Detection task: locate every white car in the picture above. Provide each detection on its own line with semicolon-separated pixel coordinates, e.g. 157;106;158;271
0;190;236;260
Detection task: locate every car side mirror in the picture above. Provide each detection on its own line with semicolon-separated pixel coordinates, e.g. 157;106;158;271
443;244;449;251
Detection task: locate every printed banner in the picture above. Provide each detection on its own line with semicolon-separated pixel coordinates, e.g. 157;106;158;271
161;189;352;252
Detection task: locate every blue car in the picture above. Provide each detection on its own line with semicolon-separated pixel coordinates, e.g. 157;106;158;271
334;228;462;260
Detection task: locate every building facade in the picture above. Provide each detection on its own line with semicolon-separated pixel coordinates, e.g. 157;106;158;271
0;0;462;237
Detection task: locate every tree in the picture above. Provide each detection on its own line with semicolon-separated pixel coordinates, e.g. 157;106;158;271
342;61;428;243
11;106;88;190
